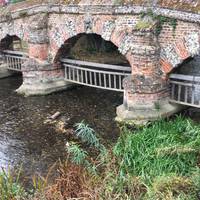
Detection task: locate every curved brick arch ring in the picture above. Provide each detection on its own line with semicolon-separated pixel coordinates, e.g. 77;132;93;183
48;16;132;66
0;24;29;44
160;32;200;75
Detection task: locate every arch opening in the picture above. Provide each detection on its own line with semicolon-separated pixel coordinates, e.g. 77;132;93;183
55;33;131;92
56;33;129;66
0;35;28;52
169;55;200;107
0;35;28;80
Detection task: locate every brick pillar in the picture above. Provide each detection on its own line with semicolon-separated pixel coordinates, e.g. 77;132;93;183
116;31;181;125
16;14;72;96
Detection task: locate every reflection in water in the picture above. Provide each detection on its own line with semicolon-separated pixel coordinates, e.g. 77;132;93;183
0;76;121;178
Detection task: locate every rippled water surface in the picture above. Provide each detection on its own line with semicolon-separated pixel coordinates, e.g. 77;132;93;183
0;76;121;178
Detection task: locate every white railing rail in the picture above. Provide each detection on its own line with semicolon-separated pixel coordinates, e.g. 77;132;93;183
169;73;200;108
61;58;131;92
2;50;28;72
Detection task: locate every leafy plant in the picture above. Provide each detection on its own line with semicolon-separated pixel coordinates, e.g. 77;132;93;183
65;121;109;175
74;121;101;148
66;142;88;166
139;8;177;36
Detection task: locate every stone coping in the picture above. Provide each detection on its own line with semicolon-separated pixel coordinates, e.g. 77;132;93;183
0;3;200;24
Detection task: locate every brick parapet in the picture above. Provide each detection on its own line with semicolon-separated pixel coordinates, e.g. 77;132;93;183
0;4;200;24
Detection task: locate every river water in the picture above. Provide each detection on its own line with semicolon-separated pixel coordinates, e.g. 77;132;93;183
0;75;121;179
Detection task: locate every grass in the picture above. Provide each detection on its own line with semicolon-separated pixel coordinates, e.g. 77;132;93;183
29;116;200;199
113;116;200;199
48;116;200;199
2;115;200;200
135;20;153;30
114;116;200;179
0;166;26;200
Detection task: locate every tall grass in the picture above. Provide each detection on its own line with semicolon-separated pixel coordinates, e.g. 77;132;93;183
114;116;200;180
0;166;26;200
113;116;200;199
62;117;200;199
5;116;200;200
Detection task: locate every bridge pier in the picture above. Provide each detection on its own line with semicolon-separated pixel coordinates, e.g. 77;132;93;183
116;75;181;125
16;58;73;96
116;30;181;125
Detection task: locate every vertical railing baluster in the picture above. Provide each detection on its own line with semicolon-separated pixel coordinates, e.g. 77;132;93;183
19;58;21;70
11;56;13;69
94;72;97;86
104;74;106;87
109;74;111;89
192;85;195;104
99;73;102;87
114;75;117;89
85;70;88;84
16;56;18;70
69;66;72;80
66;66;69;79
81;70;83;83
12;56;14;69
184;86;188;103
178;85;181;101
119;75;122;90
89;71;92;85
72;68;75;80
8;56;10;69
10;56;12;69
13;57;15;70
171;84;175;100
16;58;18;70
64;66;67;79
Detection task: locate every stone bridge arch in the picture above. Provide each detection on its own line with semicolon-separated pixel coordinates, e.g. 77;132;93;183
48;15;134;66
53;32;131;66
160;32;200;76
0;34;27;80
46;17;179;124
0;2;200;124
0;34;28;52
0;20;29;48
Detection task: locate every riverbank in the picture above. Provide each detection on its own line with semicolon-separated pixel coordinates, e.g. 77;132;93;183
2;115;200;200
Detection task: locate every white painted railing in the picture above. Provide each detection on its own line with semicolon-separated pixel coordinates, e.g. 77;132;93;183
169;74;200;108
2;50;28;72
61;58;131;92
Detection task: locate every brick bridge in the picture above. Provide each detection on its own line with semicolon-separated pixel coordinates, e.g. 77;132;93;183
0;0;200;124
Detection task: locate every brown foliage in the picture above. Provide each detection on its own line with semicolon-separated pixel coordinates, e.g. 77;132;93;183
44;161;95;200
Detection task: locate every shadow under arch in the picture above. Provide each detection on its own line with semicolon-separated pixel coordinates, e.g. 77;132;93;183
0;34;28;52
53;33;131;92
168;55;200;107
54;33;131;67
0;34;28;81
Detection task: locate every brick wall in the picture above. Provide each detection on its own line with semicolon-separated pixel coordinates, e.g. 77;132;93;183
0;3;199;99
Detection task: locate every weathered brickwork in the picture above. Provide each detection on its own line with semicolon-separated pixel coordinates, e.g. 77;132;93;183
48;14;139;60
0;2;199;123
